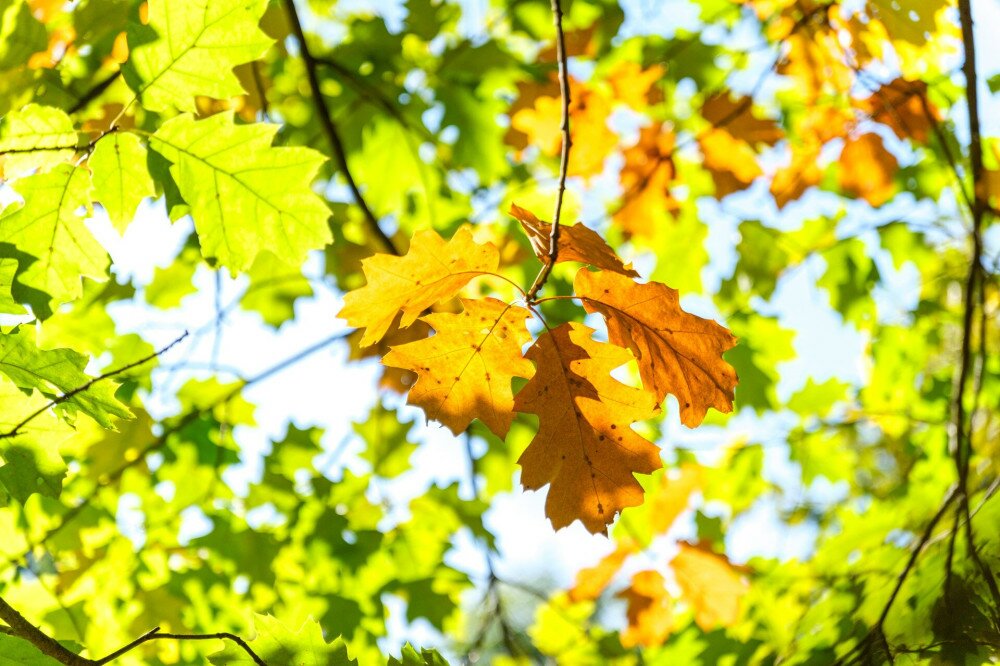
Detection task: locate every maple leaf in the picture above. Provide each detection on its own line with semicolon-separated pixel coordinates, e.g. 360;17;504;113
618;570;673;647
514;322;662;534
509;203;638;277
839;132;898;206
671;542;747;630
575;269;738;427
382;297;534;438
615;123;680;238
339;228;500;348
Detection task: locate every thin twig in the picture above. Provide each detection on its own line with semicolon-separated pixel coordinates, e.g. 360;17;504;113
526;0;571;302
93;628;267;666
282;0;398;255
0;331;189;441
68;71;121;115
0;596;88;665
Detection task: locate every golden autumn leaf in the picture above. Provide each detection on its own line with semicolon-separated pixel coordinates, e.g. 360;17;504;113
607;62;664;108
699;128;763;198
701;92;783;147
509;78;617;178
509;203;638;277
857;78;938;144
568;539;638;603
575;269;738;427
514;323;662;534
645;464;702;535
338;228;499;347
615;123;680;238
779;29;853;102
838;132;898;206
671;542;748;630
618;570;673;647
771;143;822;209
382;297;534;438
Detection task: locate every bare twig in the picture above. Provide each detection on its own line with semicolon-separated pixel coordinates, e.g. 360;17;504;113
0;331;189;441
68;71;121;115
93;627;267;666
282;0;398;255
0;596;89;665
526;0;571;302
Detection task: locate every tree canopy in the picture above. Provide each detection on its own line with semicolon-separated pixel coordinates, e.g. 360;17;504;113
0;0;998;664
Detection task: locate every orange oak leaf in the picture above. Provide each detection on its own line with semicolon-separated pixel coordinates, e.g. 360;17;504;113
671;542;747;630
615;123;680;238
382;298;534;438
509;203;638;277
646;464;702;535
779;29;853;102
857;78;938;144
839;133;898;206
514;322;662;534
771;143;822;209
574;269;738;427
699;128;762;198
701;92;783;147
618;570;673;648
568;539;639;603
338;228;499;347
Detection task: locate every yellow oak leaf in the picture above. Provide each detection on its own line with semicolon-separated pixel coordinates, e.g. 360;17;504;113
699;128;762;198
338;228;499;347
607;62;664;108
382;297;534;438
646;464;702;535
618;570;673;648
615;123;680;238
568;539;638;603
509;203;638;277
839;133;898;206
701;92;783;147
671;542;747;630
574;269;738;427
514;322;662;534
779;29;853;102
771;143;822;209
347;316;432;394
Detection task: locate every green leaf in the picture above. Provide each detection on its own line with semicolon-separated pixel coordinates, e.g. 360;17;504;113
144;245;200;308
0;164;106;307
0;327;132;428
0;633;63;665
208;614;357;665
0;104;79;178
0;438;67;502
122;0;273;112
0;258;26;314
0;0;46;71
241;251;313;328
353;405;416;478
149;113;332;273
387;644;450;666
90;131;155;233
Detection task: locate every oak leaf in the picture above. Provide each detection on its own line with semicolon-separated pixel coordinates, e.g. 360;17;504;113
618;570;673;647
514;322;662;534
699;128;762;198
348;316;432;394
671;542;747;630
382;297;534;438
568;540;638;603
838;133;898;206
509;203;638;277
607;62;664;108
339;229;500;347
575;269;738;427
701;92;782;147
857;78;938;143
615;123;680;238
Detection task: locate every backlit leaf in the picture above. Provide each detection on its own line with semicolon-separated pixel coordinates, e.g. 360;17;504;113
89;131;155;233
671;542;747;630
618;570;673;647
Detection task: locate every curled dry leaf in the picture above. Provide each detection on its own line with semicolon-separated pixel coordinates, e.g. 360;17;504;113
510;203;638;277
338;228;500;347
574;269;738;427
514;322;662;534
382;297;534;438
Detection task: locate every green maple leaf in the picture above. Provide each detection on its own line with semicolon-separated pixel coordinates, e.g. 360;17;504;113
0;327;132;428
149;112;332;272
90;131;156;233
0;164;107;307
208;614;357;665
0;104;80;178
122;0;273;112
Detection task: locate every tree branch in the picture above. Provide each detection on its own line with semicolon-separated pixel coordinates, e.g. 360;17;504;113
92;627;267;666
68;71;121;115
526;0;571;302
0;331;189;441
282;0;399;256
0;596;89;665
